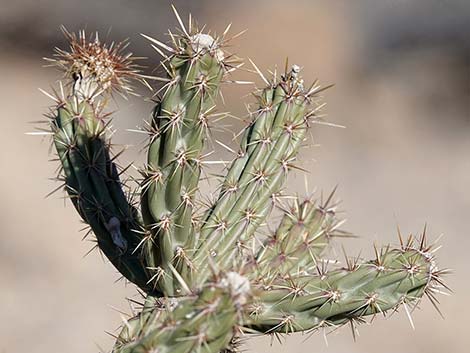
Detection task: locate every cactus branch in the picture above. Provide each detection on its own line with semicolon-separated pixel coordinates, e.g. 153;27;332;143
192;64;325;285
139;21;235;295
113;273;245;353
45;29;157;293
246;237;442;334
253;192;350;281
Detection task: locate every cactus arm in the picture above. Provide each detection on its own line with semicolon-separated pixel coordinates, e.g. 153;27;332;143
246;242;440;334
192;66;322;283
52;100;154;293
252;196;344;281
45;29;158;293
140;29;231;296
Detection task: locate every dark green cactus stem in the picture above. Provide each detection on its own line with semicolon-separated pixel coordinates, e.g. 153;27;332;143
247;243;439;334
52;99;153;293
140;29;230;296
44;29;159;293
113;274;245;353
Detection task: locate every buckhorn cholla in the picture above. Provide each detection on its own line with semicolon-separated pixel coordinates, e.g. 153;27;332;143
36;7;448;353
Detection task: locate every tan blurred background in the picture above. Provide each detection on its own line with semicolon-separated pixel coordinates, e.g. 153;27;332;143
1;0;469;352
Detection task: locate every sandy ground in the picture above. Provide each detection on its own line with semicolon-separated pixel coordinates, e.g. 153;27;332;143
0;1;469;352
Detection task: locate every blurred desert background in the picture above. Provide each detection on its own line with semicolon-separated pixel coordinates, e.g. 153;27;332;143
1;0;469;352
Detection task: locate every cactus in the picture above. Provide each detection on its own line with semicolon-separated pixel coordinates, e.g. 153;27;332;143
38;7;448;353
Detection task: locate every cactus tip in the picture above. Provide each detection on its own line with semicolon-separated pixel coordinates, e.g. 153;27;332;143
48;27;144;100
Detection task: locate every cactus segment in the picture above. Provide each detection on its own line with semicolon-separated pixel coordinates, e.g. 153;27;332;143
253;194;347;281
113;278;240;353
52;99;153;292
45;29;157;293
140;23;235;296
192;65;324;283
247;241;442;334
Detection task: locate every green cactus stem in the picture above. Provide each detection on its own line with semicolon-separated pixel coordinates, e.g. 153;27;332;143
139;24;238;296
191;64;328;285
253;193;350;281
246;238;443;334
46;29;156;293
113;272;248;353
